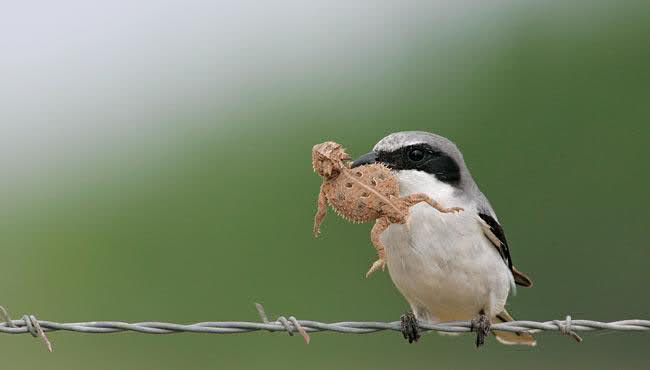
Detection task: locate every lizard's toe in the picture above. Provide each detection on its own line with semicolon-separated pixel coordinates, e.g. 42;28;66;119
365;258;385;278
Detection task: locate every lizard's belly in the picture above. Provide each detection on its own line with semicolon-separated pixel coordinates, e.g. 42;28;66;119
381;203;512;321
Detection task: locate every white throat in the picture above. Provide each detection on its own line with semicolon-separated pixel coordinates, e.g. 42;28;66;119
394;170;458;202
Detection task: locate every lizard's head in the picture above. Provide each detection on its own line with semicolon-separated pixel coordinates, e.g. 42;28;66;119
312;141;352;178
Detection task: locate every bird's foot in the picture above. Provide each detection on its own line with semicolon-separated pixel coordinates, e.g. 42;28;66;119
471;311;491;348
365;258;385;278
400;311;420;344
442;207;464;214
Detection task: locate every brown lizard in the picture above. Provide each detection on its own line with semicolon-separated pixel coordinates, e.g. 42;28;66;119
312;141;463;277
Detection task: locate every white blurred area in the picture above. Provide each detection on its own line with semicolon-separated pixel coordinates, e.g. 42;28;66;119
0;0;572;195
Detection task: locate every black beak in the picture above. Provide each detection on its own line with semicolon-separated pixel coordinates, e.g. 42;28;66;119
351;151;378;168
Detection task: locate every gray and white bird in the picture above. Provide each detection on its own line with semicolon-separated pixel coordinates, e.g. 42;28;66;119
351;131;535;347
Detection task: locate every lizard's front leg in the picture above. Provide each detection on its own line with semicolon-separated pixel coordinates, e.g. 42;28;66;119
400;193;463;214
313;184;328;237
366;216;390;277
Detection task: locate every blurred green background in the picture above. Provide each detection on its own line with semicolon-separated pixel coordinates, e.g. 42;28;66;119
1;1;649;369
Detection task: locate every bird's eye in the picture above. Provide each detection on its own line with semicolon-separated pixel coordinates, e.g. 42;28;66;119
408;148;425;162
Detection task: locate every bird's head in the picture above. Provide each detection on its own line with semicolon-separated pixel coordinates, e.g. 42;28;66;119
351;131;468;193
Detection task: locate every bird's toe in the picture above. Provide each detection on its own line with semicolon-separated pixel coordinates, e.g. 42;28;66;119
471;312;491;348
400;311;420;344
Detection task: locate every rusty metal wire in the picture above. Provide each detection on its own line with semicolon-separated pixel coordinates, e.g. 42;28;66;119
2;304;649;352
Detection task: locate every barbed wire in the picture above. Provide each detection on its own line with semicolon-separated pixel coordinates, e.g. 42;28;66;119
1;304;649;352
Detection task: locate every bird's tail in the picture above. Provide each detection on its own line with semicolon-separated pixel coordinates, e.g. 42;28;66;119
493;310;536;346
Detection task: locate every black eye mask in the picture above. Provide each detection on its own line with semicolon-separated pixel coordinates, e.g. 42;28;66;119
376;144;461;186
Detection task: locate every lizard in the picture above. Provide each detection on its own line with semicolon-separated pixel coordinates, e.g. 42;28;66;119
312;141;464;277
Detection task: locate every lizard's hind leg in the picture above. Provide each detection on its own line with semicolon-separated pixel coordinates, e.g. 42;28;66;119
366;216;390;277
313;184;328;237
400;193;463;214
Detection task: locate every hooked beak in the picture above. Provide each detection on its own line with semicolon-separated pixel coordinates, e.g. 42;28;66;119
351;151;378;168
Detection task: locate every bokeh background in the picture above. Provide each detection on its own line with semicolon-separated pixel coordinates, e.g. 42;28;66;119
1;1;649;369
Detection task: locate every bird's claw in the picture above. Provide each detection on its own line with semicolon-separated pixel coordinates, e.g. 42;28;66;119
400;311;420;343
471;312;491;348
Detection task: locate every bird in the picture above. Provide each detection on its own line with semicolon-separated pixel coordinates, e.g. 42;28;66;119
350;131;535;347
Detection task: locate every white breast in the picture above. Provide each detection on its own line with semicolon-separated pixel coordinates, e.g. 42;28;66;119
381;170;513;322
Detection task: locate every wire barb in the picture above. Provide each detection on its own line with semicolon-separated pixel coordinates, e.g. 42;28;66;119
255;303;269;324
24;315;53;352
255;303;310;344
554;315;583;343
1;306;53;352
0;306;16;328
289;316;310;344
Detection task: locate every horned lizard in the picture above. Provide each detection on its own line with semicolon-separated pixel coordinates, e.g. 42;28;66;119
312;141;463;277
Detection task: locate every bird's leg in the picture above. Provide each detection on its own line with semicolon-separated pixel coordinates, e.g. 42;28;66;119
313;184;328;237
400;311;420;344
471;310;491;348
366;217;390;277
400;193;464;214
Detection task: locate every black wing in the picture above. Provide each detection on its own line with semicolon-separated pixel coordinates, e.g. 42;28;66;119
478;213;512;270
478;213;532;287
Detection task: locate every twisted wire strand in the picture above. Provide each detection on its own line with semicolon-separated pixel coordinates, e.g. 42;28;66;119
1;317;648;335
1;304;649;353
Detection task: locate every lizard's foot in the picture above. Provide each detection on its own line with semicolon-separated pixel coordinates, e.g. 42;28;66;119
400;311;420;344
471;310;491;348
442;207;464;214
365;258;385;278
